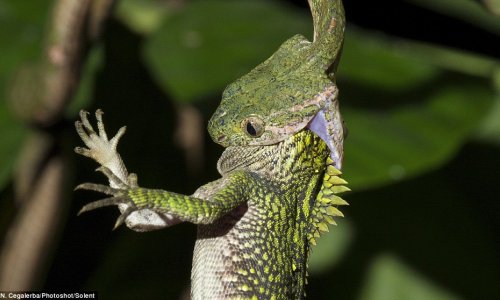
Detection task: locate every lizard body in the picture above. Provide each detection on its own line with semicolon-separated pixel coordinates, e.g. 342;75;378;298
75;0;347;298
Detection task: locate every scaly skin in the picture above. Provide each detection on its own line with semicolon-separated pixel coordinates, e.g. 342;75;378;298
208;0;345;168
75;0;347;298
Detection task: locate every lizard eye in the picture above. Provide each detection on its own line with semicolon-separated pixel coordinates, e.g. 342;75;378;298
242;116;265;138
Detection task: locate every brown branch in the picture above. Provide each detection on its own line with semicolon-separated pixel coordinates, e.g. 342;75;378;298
0;0;115;290
0;154;66;290
10;0;116;126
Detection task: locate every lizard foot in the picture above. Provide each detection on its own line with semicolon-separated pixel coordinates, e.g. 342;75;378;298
75;109;136;188
75;109;125;164
76;167;139;230
75;110;178;231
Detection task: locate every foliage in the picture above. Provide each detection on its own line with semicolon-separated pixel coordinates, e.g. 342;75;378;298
0;0;499;299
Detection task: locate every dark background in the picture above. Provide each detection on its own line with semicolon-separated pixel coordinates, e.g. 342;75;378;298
0;0;499;299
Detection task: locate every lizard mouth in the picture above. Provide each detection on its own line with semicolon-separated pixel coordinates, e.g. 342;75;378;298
307;107;344;170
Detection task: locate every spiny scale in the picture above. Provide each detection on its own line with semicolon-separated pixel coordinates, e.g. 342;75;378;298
308;156;349;246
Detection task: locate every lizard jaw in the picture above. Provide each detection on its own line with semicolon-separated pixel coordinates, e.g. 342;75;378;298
307;105;344;170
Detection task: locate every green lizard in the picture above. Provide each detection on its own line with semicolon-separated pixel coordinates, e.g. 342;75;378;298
75;0;348;298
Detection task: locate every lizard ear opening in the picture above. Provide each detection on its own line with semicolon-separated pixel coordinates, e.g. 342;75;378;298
242;116;265;138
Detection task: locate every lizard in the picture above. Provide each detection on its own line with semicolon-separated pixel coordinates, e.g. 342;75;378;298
74;0;348;299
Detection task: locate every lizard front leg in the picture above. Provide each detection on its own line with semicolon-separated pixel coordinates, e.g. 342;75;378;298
75;110;181;231
76;169;251;229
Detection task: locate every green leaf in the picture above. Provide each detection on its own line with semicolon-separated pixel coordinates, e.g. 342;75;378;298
476;92;500;144
405;0;500;35
115;0;170;34
359;254;460;300
338;30;495;190
0;0;50;189
0;0;49;93
0;108;27;190
480;68;500;144
65;46;105;118
144;0;311;103
483;0;500;15
389;39;499;78
340;31;440;91
343;82;492;190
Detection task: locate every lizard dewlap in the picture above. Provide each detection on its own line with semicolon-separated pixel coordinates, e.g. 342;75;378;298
75;0;348;299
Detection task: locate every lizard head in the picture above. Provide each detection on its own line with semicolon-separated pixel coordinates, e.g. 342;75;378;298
209;0;346;168
208;35;346;169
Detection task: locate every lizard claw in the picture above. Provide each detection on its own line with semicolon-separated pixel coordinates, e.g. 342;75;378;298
96;166;129;189
74;182;119;195
113;206;135;230
77;185;142;231
75;176;143;227
95;109;109;141
74;146;91;157
74;109;134;189
75;109;146;229
77;196;134;216
74;109;127;166
76;180;142;230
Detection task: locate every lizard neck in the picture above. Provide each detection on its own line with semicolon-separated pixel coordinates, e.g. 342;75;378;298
217;130;329;183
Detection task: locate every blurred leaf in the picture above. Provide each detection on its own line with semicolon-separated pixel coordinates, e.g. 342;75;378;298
0;0;50;189
343;83;492;189
308;219;354;275
495;66;500;90
144;0;311;103
115;0;170;34
65;46;105;117
359;254;460;300
483;0;500;15
391;40;498;79
0;0;49;93
476;93;500;144
0;108;27;190
340;31;440;91
341;29;499;85
406;0;500;35
338;29;495;190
